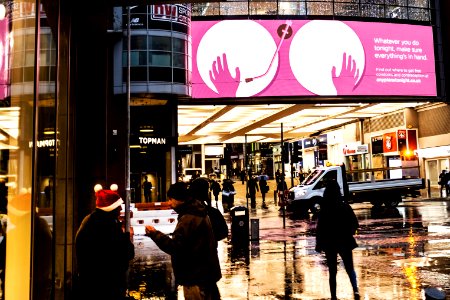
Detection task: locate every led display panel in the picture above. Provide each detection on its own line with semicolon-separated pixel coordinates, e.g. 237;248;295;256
0;16;8;100
192;20;436;98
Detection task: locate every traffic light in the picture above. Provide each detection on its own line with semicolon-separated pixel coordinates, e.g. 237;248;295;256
292;142;298;163
282;142;289;163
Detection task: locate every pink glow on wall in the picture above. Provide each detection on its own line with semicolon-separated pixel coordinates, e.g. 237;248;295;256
192;20;436;99
0;17;8;100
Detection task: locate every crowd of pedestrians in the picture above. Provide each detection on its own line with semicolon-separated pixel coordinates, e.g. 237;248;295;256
74;168;364;300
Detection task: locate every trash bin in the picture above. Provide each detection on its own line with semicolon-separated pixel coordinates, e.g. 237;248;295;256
230;206;249;246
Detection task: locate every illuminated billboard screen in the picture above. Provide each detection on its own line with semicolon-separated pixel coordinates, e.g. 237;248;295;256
0;17;8;100
192;20;436;98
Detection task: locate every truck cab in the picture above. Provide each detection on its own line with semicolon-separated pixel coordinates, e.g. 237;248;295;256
288;165;424;213
287;166;344;212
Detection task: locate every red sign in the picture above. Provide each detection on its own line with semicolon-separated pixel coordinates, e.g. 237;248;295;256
383;132;398;153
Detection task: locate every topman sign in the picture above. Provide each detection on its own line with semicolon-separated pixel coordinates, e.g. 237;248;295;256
139;137;167;145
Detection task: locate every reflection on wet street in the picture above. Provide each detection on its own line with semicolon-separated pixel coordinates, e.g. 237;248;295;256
128;186;450;300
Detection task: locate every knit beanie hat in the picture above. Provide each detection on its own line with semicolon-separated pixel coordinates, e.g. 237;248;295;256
188;177;210;202
167;182;189;202
94;184;123;212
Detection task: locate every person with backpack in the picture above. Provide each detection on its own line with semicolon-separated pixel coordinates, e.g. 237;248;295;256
145;181;222;300
315;180;360;300
221;179;236;212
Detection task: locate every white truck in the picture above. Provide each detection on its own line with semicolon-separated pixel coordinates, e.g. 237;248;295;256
286;165;425;213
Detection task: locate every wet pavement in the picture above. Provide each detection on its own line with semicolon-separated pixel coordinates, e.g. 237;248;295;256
128;179;450;300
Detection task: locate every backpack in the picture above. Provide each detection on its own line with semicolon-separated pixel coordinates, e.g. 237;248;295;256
206;206;228;241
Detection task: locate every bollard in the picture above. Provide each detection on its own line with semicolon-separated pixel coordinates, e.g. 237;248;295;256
250;219;259;240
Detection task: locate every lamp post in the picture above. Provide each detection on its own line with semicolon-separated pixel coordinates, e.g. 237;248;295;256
281;123;285;229
124;6;134;233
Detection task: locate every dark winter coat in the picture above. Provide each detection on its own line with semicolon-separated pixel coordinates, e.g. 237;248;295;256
247;177;259;196
259;178;268;194
210;181;221;196
277;180;288;192
75;208;135;300
146;199;222;286
315;198;359;253
222;180;235;195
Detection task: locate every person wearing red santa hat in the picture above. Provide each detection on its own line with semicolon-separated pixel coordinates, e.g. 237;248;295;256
75;184;134;300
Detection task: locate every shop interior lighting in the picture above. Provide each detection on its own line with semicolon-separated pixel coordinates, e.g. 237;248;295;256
177;102;430;144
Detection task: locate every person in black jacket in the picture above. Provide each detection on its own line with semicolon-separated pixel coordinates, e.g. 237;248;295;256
443;171;450;197
75;184;135;300
258;176;269;209
247;174;259;209
210;179;221;205
438;170;447;197
276;176;288;206
145;181;222;300
221;179;236;212
315;180;360;300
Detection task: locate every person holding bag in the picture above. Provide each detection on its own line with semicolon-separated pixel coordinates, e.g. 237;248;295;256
315;180;360;300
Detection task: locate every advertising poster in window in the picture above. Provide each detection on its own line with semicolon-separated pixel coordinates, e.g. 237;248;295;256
192;20;436;98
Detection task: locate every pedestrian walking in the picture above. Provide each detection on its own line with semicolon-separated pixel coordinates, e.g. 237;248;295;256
222;179;236;212
210;179;221;206
442;170;450;197
240;170;246;185
247;174;259;209
143;175;152;202
438;170;447;197
145;181;222;300
276;176;288;206
258;175;269;209
315;180;360;300
75;184;135;300
275;169;281;185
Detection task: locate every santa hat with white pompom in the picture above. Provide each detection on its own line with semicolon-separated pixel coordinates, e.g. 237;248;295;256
94;183;123;212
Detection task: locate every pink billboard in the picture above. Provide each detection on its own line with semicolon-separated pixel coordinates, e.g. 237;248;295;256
0;17;8;100
192;20;436;98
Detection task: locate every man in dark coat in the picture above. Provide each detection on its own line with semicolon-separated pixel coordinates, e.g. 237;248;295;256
145;182;222;299
315;180;359;300
276;175;288;206
210;179;221;204
143;175;153;202
75;184;135;300
438;170;447;197
443;171;450;197
258;176;269;209
221;179;236;212
247;175;259;209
